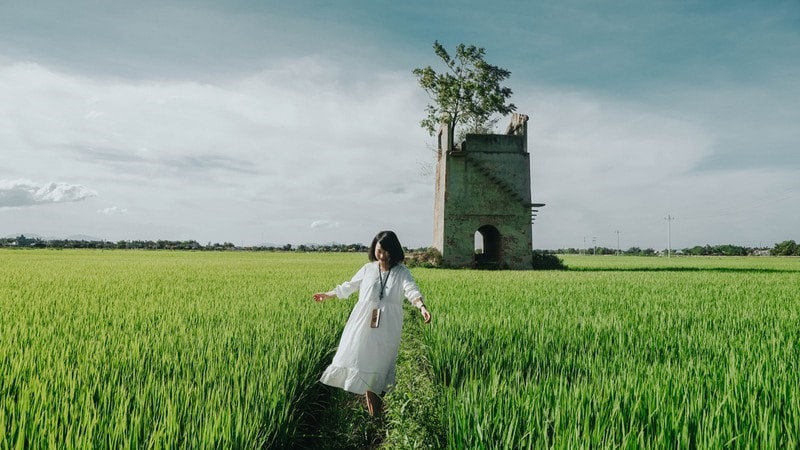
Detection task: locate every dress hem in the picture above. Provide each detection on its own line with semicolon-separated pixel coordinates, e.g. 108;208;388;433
319;364;394;395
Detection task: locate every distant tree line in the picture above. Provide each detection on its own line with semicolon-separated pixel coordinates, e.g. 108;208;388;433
552;241;800;257
0;235;367;253
3;235;799;256
771;240;800;256
557;247;660;256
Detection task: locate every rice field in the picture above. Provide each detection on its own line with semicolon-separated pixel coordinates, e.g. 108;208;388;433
0;250;355;448
1;250;798;448
422;255;800;448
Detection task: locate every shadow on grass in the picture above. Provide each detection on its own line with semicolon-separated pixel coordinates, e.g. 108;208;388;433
294;384;385;450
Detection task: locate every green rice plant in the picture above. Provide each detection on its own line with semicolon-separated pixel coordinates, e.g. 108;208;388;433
415;257;800;449
3;250;799;448
559;254;800;272
0;250;362;449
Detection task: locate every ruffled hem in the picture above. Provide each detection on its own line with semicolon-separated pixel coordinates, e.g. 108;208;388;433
319;364;394;395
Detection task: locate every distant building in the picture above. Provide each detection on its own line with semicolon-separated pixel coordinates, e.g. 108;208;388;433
432;113;544;269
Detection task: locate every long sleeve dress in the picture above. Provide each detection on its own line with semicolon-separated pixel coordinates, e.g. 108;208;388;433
319;261;424;395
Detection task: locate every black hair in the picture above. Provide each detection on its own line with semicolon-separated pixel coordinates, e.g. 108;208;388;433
368;230;405;267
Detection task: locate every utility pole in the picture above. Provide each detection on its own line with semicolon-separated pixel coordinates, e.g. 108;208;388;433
592;236;597;255
664;215;674;258
615;230;621;255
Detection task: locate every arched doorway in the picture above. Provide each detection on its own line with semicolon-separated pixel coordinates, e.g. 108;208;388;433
474;225;501;268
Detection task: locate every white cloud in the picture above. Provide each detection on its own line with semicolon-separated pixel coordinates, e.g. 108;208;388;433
520;87;799;249
98;206;127;215
1;57;796;249
0;179;96;208
310;220;340;229
0;58;434;246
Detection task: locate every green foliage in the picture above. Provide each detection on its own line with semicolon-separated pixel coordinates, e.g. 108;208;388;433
0;250;359;448
683;244;750;256
413;41;516;146
531;250;567;270
0;235;369;252
405;247;443;268
4;251;800;448
300;387;385;449
553;244;768;256
419;257;800;448
383;306;445;449
772;239;799;256
558;254;800;271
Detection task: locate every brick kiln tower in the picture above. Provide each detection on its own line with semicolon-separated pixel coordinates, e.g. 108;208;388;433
432;113;540;269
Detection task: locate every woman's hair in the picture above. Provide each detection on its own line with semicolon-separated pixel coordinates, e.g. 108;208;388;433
368;230;405;267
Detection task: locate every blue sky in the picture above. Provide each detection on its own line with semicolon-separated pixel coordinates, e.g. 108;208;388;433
1;0;798;250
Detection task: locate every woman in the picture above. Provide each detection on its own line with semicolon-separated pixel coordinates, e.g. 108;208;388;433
313;230;432;416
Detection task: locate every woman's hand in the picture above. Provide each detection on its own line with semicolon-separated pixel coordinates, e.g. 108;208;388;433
420;306;431;324
313;292;335;302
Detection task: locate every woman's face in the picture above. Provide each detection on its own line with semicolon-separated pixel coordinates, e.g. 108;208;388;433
375;242;390;264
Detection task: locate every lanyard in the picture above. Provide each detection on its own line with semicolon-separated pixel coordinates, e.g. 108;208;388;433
378;266;391;300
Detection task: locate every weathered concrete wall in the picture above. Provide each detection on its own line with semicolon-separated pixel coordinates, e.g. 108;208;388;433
463;134;525;153
432;116;534;269
432;127;449;253
439;214;532;268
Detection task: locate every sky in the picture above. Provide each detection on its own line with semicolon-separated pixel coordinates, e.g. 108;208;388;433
1;0;798;250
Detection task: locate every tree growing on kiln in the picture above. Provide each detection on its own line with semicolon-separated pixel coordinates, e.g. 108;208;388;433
415;41;541;269
413;41;516;149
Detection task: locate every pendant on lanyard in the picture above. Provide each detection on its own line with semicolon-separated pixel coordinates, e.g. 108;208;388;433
372;266;390;328
378;266;391;300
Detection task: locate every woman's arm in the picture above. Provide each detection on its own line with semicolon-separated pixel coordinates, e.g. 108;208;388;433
411;297;432;323
312;264;367;302
401;267;431;323
312;292;336;302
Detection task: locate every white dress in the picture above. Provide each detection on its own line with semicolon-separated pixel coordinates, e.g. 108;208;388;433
320;262;424;395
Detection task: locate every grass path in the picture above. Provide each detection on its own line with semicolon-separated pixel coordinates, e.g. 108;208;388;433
295;306;442;449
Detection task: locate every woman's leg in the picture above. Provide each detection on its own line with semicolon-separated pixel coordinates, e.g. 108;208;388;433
365;391;382;417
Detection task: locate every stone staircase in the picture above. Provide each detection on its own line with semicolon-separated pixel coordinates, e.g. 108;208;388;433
463;155;527;205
